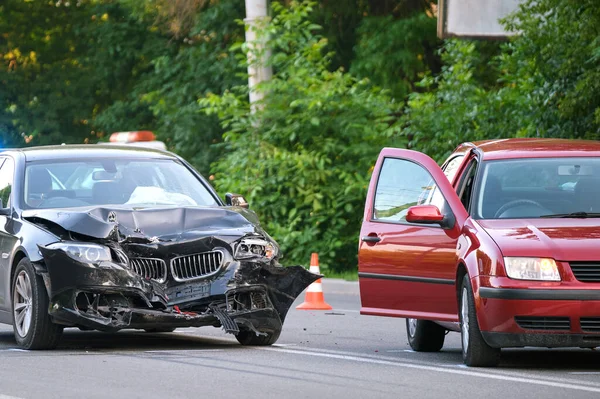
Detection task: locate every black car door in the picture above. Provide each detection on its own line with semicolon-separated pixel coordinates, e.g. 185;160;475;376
0;157;16;313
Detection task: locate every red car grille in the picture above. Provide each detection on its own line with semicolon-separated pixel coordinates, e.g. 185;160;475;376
514;316;570;331
581;318;600;333
569;262;600;282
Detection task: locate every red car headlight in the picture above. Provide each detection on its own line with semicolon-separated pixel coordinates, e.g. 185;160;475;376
503;257;561;281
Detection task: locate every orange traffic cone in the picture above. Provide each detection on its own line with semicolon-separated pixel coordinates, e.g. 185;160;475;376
296;253;332;310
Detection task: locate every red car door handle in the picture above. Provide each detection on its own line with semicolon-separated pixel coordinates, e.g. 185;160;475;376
361;236;381;243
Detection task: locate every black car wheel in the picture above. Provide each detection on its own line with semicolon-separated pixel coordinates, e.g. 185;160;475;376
406;318;445;352
235;326;281;346
460;274;501;367
12;258;63;350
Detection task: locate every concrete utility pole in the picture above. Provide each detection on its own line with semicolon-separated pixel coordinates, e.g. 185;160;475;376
244;0;272;111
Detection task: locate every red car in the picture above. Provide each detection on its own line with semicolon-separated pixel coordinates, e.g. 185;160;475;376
358;139;600;367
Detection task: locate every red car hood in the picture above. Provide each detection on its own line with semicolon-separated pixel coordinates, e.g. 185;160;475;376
476;218;600;261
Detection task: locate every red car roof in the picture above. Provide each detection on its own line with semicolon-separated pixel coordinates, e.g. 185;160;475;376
467;138;600;160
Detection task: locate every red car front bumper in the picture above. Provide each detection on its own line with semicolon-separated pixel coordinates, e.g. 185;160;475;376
473;276;600;348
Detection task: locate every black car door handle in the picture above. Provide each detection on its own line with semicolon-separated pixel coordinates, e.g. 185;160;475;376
361;236;381;243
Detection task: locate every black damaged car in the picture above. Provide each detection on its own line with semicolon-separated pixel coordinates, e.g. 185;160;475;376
0;145;318;349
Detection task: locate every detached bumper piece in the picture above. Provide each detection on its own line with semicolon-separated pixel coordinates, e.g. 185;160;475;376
48;285;285;335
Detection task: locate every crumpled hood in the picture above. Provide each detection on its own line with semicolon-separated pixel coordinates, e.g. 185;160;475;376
477;218;600;261
22;206;265;243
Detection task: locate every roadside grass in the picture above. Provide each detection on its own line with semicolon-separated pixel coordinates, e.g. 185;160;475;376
320;268;358;281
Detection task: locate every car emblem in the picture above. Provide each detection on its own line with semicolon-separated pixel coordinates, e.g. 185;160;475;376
108;211;117;223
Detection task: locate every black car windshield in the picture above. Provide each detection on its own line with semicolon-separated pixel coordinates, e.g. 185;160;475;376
23;158;218;209
474;157;600;219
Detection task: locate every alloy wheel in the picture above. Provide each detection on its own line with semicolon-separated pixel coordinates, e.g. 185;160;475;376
408;318;418;337
13;271;33;338
461;287;469;352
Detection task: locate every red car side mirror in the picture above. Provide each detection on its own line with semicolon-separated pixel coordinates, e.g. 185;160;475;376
406;205;445;224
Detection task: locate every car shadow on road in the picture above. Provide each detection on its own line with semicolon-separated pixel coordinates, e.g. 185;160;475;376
435;347;599;370
499;348;599;370
0;328;241;352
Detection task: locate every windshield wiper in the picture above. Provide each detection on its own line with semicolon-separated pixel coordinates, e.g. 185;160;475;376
540;212;600;218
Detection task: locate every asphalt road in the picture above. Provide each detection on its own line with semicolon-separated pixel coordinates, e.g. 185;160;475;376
0;279;599;399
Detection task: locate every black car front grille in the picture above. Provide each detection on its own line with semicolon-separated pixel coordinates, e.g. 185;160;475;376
514;316;571;331
129;258;167;283
581;318;600;333
569;262;600;282
170;250;224;282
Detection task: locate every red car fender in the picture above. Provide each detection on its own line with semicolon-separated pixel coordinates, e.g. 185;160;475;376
456;219;506;331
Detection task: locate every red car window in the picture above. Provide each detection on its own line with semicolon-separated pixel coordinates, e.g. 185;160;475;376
373;158;447;223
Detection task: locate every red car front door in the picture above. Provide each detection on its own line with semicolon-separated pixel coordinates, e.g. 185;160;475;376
358;148;469;322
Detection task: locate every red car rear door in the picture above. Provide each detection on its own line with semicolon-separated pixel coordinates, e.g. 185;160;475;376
358;148;469;322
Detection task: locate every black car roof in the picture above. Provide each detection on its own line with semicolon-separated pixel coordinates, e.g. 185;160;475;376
1;144;178;162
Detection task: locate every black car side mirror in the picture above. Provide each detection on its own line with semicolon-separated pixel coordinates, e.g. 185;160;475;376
225;193;249;209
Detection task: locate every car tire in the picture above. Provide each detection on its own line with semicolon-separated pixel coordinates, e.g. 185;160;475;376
12;258;63;350
406;318;446;352
460;274;501;367
144;328;176;333
235;327;281;346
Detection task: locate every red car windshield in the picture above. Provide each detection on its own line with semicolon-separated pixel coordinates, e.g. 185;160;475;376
474;157;600;219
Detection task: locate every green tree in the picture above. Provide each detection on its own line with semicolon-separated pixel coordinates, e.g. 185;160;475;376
351;11;439;99
201;1;403;271
403;0;600;163
0;0;95;146
93;0;246;175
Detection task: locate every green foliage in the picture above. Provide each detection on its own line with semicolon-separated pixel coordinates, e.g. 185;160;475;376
201;1;403;270
94;0;245;174
402;41;533;162
0;0;95;146
0;0;243;175
404;0;600;163
504;0;600;139
351;12;439;99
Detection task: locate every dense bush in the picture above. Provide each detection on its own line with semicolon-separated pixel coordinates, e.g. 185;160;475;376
403;0;600;162
201;1;403;271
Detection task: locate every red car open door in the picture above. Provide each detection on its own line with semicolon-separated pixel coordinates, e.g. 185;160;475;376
358;148;468;322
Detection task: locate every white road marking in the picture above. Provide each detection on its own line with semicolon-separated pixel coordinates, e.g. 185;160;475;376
293;346;600;388
0;394;25;399
259;347;600;393
272;344;298;347
0;349;29;352
570;372;600;375
144;349;224;354
385;349;414;353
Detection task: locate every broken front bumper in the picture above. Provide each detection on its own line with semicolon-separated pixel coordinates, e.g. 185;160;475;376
38;246;319;335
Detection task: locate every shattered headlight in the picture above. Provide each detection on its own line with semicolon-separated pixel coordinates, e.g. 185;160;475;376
47;242;112;264
235;238;277;260
504;257;561;281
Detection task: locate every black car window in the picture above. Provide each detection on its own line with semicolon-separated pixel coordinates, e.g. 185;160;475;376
0;157;15;209
24;159;218;209
373;157;447;223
